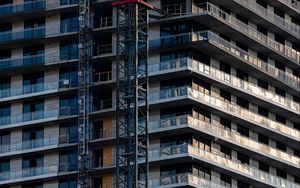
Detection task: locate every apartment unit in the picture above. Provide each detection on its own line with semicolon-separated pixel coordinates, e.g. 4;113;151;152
0;0;299;188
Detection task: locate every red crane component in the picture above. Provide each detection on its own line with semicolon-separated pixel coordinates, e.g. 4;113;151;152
112;0;154;9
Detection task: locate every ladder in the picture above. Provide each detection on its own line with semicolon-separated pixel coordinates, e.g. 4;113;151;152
78;0;92;187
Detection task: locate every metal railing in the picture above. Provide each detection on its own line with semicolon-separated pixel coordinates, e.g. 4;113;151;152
0;106;77;127
149;86;300;140
95;44;113;56
0;163;70;182
190;3;300;64
234;0;300;38
151;144;300;188
150;115;300;167
94;17;113;29
149;31;300;90
0;135;71;154
92;99;113;112
0;79;77;99
94;71;112;83
0;0;78;16
149;57;300;113
278;0;300;11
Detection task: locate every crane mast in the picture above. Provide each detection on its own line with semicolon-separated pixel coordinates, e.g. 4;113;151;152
78;0;92;188
113;0;152;187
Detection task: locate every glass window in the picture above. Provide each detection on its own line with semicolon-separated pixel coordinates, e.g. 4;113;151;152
59;177;77;188
23;128;44;149
60;40;78;60
23;72;44;93
59;122;78;143
0;159;9;180
0;105;11;125
22;183;43;188
23;100;44;121
61;12;78;33
59;150;78;172
0;78;11;98
59;67;78;87
60;95;78;115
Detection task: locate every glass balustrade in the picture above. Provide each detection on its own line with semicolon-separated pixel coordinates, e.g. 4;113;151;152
190;3;300;64
149;86;300;140
0;80;76;99
151;144;300;188
0;106;76;127
149;31;300;89
150;115;300;166
233;0;300;38
149;57;300;112
0;135;69;154
0;0;79;16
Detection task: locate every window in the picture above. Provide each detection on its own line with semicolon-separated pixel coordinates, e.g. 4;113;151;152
276;168;287;179
93;148;103;168
0;132;10;148
23;72;44;94
237;152;249;165
24;18;45;39
59;67;78;88
221;145;231;159
275;61;285;71
257;79;268;90
23;100;44;121
60;95;78;115
160;22;191;46
193;164;211;180
276;141;286;152
59;149;78;172
276;114;286;124
60;0;78;5
22;155;43;177
22;183;43;188
60;40;78;60
93;177;103;188
0;159;9;180
236;69;248;81
24;0;45;11
61;12;78;33
237;124;249;137
220;117;231;130
237;97;249;109
258;133;269;145
23;45;44;66
237;180;249;188
275;87;285;97
59;177;77;188
259;161;269;172
0;105;11;125
220;173;231;187
220;62;230;74
93;120;103;139
59;122;78;143
258;106;268;117
0;78;10;98
22;128;44;149
220;89;231;102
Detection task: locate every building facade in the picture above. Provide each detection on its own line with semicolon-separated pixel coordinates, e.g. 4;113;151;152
0;0;299;188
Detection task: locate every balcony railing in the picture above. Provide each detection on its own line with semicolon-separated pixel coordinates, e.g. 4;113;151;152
149;87;300;140
92;99;113;112
95;44;113;56
94;71;112;83
94;17;113;29
233;0;300;38
0;135;70;155
149;57;300;113
149;31;300;90
0;106;77;127
278;0;300;11
150;115;300;167
151;144;300;188
0;0;78;16
0;79;77;99
0;163;70;183
189;3;300;64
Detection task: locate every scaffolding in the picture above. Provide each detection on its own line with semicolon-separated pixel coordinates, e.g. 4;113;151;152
78;0;92;188
113;0;153;187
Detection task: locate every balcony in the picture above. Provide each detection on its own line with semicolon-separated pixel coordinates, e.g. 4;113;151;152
150;173;229;188
149;87;300;142
0;135;70;157
0;23;78;46
92;99;113;112
93;71;113;83
0;163;72;185
149;58;300;117
94;44;113;56
222;0;300;39
190;3;300;66
94;17;114;29
0;80;77;101
150;115;300;168
150;144;300;188
0;106;77;128
0;0;78;18
149;31;300;92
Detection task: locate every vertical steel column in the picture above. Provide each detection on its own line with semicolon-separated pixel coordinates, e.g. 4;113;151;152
114;1;149;187
78;0;92;187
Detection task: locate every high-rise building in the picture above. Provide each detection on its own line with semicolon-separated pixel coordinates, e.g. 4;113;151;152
0;0;299;188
